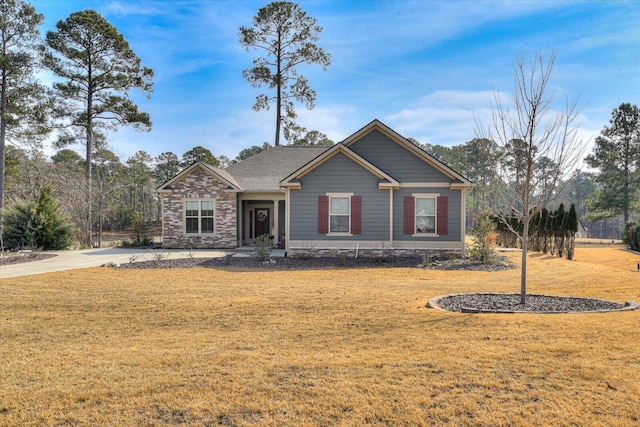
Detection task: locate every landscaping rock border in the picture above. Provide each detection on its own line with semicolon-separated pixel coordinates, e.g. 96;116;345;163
428;293;640;314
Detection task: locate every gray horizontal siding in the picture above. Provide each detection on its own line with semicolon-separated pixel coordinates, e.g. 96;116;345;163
290;153;389;241
349;130;452;183
393;187;461;242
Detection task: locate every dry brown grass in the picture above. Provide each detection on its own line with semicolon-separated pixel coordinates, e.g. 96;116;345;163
1;247;639;426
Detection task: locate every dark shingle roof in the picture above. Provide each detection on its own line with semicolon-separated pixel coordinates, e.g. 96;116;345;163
225;146;328;192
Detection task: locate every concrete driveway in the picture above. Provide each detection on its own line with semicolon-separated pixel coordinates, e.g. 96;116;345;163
0;247;230;279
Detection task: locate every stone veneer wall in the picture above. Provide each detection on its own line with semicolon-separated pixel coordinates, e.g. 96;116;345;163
161;167;237;248
287;248;460;258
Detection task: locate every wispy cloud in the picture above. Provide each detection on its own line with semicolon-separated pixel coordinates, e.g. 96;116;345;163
32;0;636;163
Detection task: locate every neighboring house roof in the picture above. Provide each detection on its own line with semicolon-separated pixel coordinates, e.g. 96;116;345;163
343;119;472;187
156;161;244;192
225;146;328;192
280;143;400;189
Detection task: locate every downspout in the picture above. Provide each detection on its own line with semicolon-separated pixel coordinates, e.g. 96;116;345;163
389;188;394;249
461;187;467;257
159;191;165;247
284;187;290;253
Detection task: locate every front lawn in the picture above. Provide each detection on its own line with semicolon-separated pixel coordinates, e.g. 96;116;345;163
1;247;639;426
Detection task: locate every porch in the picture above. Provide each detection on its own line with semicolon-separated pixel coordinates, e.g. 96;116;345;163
238;194;286;248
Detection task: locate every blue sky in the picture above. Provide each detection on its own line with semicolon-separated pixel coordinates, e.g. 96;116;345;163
33;0;639;163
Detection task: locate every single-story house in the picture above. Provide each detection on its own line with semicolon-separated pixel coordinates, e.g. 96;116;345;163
157;119;472;257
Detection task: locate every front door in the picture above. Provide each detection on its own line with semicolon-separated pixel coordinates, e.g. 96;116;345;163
254;208;270;238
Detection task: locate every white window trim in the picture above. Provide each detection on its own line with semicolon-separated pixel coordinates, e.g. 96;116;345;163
327;192;353;236
184;198;216;235
412;193;439;237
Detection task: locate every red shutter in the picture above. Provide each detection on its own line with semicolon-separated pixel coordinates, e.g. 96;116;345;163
437;196;448;235
351;196;361;234
318;195;329;234
404;196;415;235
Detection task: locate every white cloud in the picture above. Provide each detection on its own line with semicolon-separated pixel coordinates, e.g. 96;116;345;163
384;90;500;145
102;1;164;16
296;104;358;142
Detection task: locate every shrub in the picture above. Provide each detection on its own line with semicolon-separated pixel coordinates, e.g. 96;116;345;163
129;211;153;247
540;208;550;254
622;221;640;251
254;234;273;261
2;184;75;250
564;204;579;260
469;210;497;264
553;204;567;258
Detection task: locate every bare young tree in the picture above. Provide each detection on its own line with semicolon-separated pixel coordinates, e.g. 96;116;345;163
477;51;586;304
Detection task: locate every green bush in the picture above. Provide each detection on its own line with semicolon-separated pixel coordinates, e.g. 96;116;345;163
127;211;153;247
254;234;273;261
2;184;75;250
622;220;640;251
564;204;579;260
469;210;497;264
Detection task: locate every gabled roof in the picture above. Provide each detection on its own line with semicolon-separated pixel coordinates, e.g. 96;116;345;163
156;161;243;192
280;143;400;189
343;119;472;187
157;120;472;195
226;146;328;192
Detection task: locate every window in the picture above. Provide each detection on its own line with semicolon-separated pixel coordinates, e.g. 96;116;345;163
415;197;436;234
330;196;350;233
404;194;447;236
185;200;215;234
318;194;361;235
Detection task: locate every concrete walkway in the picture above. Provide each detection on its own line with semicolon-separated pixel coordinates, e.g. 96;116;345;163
0;247;284;279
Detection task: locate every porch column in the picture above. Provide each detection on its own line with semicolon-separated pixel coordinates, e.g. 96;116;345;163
272;199;279;246
238;199;244;246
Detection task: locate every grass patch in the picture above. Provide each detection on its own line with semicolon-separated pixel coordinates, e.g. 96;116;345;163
1;247;639;425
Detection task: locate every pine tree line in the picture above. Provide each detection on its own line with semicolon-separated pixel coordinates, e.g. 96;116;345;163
494;203;579;260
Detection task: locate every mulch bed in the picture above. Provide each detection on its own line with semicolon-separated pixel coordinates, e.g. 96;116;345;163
0;253;57;266
112;255;516;271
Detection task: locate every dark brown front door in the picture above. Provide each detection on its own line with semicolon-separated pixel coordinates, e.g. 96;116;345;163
254;208;270;237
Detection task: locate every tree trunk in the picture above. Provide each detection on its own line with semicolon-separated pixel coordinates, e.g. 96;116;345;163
520;220;529;304
97;182;103;248
0;69;7;253
86;74;94;248
274;30;282;146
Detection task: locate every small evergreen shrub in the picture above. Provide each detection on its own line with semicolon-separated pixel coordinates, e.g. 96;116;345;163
564;204;579;260
622;221;640;251
129;211;153;247
553;204;567;258
469;210;497;264
2;184;75;250
254;234;272;261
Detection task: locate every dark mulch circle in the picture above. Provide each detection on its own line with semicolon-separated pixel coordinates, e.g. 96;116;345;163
429;293;639;313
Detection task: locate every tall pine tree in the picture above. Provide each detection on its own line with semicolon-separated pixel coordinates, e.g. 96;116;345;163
240;2;330;145
586;103;640;224
0;0;48;251
44;10;153;247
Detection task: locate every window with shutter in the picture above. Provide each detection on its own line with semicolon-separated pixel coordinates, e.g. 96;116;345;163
407;193;447;236
319;193;358;235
